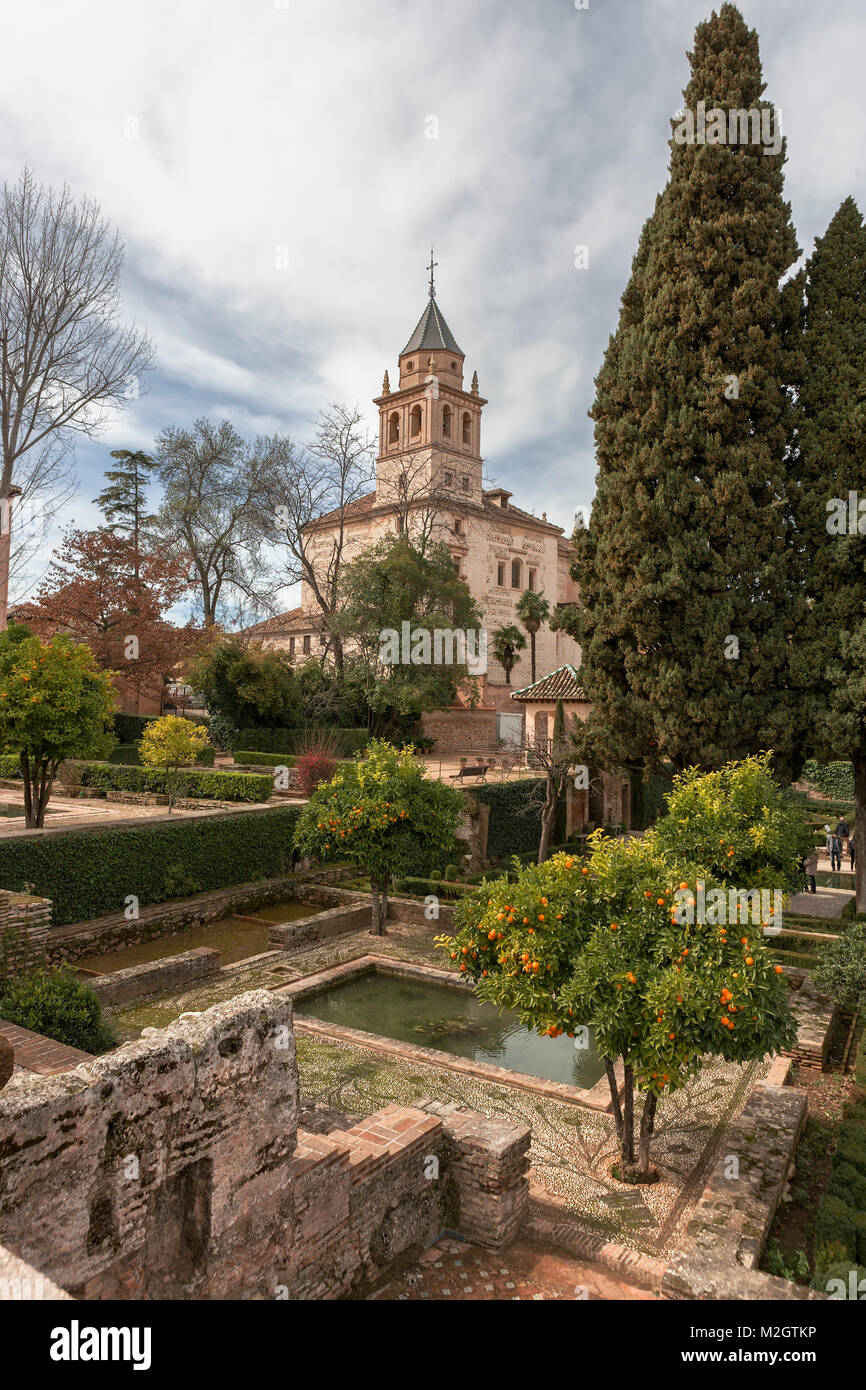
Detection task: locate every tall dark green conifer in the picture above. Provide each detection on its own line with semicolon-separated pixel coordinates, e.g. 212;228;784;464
792;197;866;911
95;449;158;578
569;3;804;778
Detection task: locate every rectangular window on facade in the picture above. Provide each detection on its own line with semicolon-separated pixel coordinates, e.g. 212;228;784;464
303;634;311;654
497;560;506;586
289;636;295;655
528;568;536;591
461;476;469;491
511;559;521;588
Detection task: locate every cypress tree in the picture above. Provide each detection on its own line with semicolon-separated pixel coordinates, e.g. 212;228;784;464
792;197;866;911
569;3;804;778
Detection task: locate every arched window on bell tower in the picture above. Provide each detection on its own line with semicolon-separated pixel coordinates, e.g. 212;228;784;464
462;411;472;446
442;404;452;438
410;404;422;438
388;412;399;446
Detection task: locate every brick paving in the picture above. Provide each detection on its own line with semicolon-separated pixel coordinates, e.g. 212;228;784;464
370;1236;658;1301
0;1020;93;1076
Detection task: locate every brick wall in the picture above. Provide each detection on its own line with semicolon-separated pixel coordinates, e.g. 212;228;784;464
0;892;52;977
0;989;531;1301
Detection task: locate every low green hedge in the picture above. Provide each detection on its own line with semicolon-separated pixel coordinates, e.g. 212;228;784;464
472;778;566;861
234;726;370;757
0;804;301;924
812;1030;866;1284
79;762;271;803
234;751;296;768
0;754;21;778
803;761;856;802
107;741;215;767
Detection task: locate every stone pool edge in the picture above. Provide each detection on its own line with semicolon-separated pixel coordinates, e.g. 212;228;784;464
274;954;622;1112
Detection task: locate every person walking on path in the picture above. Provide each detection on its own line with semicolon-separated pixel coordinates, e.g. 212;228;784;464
836;816;850;850
830;832;843;873
851;837;857;872
825;824;834;858
804;849;818;894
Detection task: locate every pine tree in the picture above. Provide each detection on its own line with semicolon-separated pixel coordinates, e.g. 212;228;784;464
95;449;158;578
792;197;866;912
568;3;804;779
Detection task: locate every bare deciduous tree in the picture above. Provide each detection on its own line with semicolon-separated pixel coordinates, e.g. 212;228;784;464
154;418;277;628
261;403;375;674
0;169;153;619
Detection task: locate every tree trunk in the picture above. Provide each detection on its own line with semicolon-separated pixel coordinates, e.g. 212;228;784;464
854;753;866;916
604;1057;623;1143
20;752;34;828
530;631;537;683
621;1063;635;1169
637;1091;658;1176
537;778;558;864
370;876;389;935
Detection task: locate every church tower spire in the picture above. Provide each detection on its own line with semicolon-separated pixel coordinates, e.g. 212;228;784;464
373;259;487;505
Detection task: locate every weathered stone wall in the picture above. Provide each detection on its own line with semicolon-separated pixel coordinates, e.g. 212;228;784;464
38;874;298;969
0;990;531;1301
662;1080;821;1301
268;903;373;950
0;991;299;1300
87;947;221;1007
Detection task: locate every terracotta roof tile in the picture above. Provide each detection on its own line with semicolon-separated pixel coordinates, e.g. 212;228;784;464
510;663;587;703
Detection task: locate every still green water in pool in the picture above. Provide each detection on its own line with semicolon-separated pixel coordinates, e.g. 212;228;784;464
294;971;605;1089
78;902;311;973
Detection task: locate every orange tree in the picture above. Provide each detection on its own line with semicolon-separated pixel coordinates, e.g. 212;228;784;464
0;630;116;827
437;828;797;1183
295;740;464;934
652;753;812;894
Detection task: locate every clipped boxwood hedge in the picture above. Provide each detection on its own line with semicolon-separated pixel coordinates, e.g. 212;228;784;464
0;804;301;924
234;751;296;768
472;778;565;860
80;762;271;802
802;760;856;802
234;726;370;757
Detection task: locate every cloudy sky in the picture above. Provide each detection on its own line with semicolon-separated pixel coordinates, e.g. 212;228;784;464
2;0;864;607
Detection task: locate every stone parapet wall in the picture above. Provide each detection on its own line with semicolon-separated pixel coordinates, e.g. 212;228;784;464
268;903;372;950
662;1081;820;1301
87;947;221;1006
38;874;298;969
0;990;531;1301
0;991;299;1300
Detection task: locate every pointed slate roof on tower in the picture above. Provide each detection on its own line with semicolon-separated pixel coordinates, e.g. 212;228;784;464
401;296;463;356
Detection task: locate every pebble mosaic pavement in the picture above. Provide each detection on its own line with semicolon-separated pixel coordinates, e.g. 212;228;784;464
113;919;771;1256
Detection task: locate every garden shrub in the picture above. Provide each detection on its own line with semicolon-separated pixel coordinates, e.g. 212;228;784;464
163;864;203;897
0;804;301;924
295;750;338;796
79;762;271;803
472;779;551;860
0;968;116;1053
111;713;157;743
827;1162;866;1211
107;743;142;765
833;1134;866;1180
234;751;296;768
0;754;21;778
815;1193;857;1256
802;760;855;801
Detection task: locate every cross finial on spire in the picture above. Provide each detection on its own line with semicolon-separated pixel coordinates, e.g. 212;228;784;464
427;245;438;298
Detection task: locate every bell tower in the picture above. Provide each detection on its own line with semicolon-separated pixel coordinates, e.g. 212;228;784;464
374;253;486;508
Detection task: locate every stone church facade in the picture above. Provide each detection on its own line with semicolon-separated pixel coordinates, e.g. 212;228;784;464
249;277;582;748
